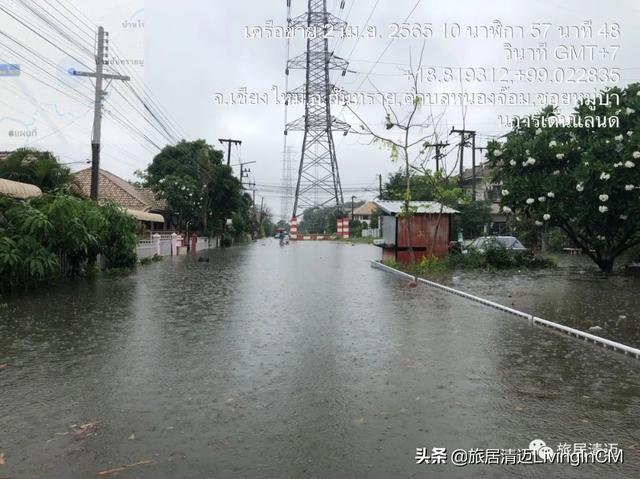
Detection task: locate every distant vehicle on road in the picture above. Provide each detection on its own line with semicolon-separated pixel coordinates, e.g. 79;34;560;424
466;235;527;254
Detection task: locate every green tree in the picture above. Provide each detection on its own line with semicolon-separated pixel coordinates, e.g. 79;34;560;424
486;83;640;273
0;148;75;192
456;200;492;239
146;140;244;237
382;171;438;200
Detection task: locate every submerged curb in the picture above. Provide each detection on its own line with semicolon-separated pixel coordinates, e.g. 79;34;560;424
370;260;640;361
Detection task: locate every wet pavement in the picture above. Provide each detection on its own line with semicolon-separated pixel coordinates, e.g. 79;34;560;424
0;242;639;478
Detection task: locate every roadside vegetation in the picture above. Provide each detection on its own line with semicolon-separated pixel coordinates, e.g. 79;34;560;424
487;83;640;273
385;242;554;275
0;194;138;291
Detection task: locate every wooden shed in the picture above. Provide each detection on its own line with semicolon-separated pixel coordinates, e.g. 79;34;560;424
373;200;459;263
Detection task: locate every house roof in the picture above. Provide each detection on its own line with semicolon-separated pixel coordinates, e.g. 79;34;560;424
125;208;165;223
459;164;493;183
352;201;378;216
0;178;42;199
73;168;166;211
374;200;459;215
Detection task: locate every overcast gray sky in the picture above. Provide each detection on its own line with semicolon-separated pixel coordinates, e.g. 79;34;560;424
1;0;639;217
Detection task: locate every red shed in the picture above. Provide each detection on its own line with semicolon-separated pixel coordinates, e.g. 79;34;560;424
373;200;459;263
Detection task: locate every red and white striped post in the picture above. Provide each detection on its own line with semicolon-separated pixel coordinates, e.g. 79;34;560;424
336;218;344;238
342;218;350;239
290;216;298;240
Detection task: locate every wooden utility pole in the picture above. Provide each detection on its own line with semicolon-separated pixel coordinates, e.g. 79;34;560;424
218;138;242;166
72;27;130;200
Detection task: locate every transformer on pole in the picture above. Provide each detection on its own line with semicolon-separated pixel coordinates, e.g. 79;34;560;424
285;0;350;224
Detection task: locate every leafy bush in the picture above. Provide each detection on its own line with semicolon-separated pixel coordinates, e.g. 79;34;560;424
0;194;138;289
100;202;137;269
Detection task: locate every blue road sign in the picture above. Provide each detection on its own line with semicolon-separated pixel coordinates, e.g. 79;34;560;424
0;64;20;77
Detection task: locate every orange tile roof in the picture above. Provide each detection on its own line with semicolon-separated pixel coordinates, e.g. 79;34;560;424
73;168;166;211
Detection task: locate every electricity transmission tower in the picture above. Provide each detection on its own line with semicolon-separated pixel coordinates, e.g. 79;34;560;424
285;0;350;220
280;146;294;223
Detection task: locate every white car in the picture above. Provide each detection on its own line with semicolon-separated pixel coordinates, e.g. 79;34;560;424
467;236;527;254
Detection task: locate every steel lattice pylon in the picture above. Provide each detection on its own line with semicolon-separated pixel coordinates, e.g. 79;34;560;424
286;0;350;219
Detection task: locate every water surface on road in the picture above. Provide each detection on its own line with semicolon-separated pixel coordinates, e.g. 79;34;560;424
1;242;639;478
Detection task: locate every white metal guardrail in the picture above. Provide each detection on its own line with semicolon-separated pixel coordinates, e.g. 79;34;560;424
371;260;640;360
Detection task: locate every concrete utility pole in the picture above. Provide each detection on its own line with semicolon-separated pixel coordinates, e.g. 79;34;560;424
234;160;256;190
73;27;130;200
450;128;476;195
431;142;449;173
218;138;242;166
378;174;383;198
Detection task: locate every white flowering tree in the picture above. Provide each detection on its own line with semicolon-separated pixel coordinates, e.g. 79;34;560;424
486;83;640;273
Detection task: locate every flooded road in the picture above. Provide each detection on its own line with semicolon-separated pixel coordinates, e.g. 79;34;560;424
1;242;639;478
433;255;640;348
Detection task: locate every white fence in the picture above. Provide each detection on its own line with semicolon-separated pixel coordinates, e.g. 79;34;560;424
362;228;381;238
136;235;217;259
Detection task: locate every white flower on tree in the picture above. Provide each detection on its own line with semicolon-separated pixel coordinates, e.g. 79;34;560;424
535;220;543;226
599;205;609;213
633;151;640;159
628;131;634;137
502;206;512;214
553;170;560;176
600;172;611;180
626;184;636;191
502;189;510;196
547;192;555;198
576;183;584;192
526;198;535;205
549;140;557;148
614;134;624;142
493;149;503;157
538;196;546;203
625;161;636;168
626;107;636;115
509;160;517;166
556;153;565;160
620;215;629;220
543;214;551;221
599;194;609;202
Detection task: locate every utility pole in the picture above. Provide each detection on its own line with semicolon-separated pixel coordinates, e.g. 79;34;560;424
471;132;477;201
73;27;130;200
218;138;242;166
431;142;449;173
351;195;356;220
450;128;476;190
234;160;256;189
259;196;264;225
378;174;383;198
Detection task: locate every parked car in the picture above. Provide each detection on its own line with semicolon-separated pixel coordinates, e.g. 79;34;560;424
465;236;527;254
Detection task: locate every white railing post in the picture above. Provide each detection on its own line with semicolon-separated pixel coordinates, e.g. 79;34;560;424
153;233;161;256
171;232;177;257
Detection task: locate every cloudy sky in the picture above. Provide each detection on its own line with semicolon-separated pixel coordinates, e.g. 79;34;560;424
1;0;638;217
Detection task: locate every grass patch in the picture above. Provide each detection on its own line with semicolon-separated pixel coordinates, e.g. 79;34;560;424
385;245;555;275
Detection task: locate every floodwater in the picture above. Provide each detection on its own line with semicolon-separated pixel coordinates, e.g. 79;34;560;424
436;255;640;349
0;242;639;478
